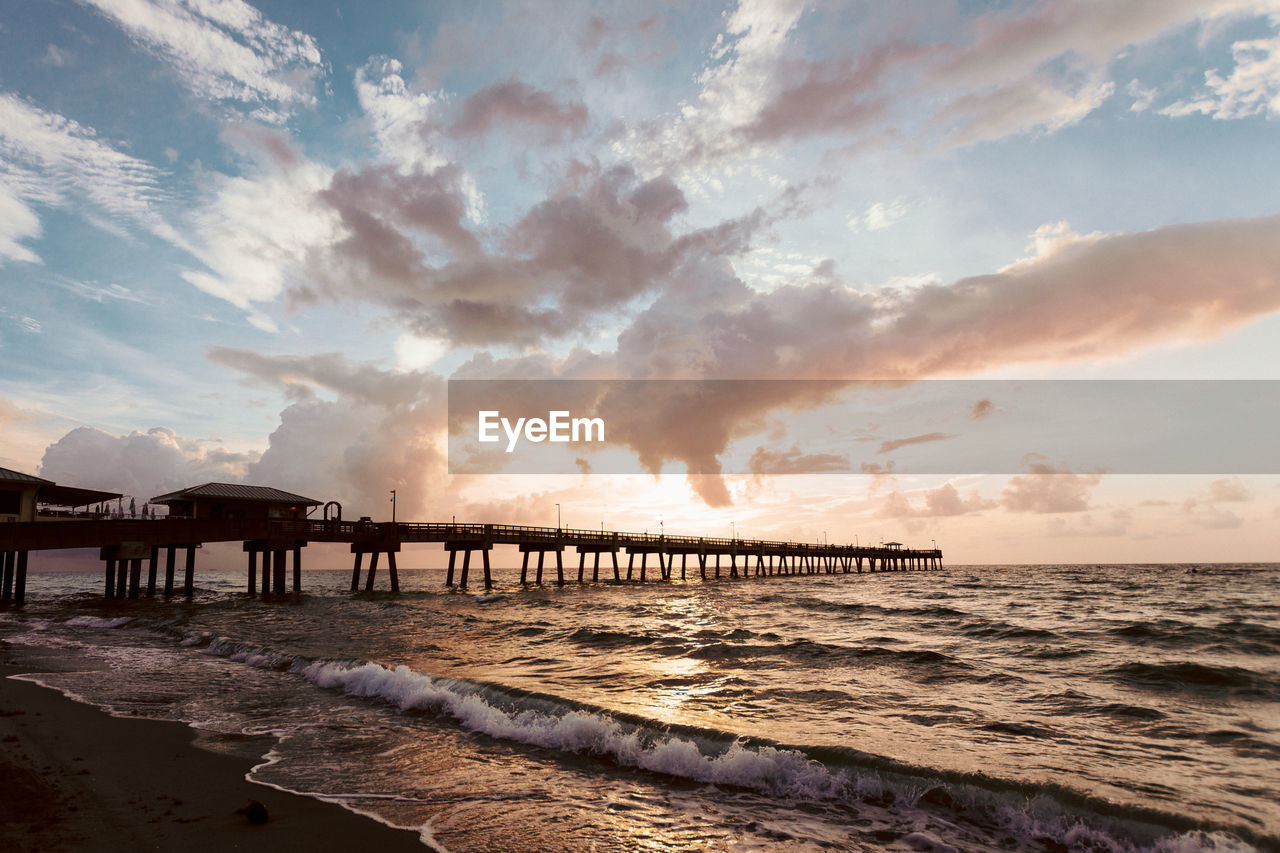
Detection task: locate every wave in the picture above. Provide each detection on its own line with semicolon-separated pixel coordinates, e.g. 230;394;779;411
182;633;1272;852
1108;661;1279;699
63;615;133;629
1109;620;1280;655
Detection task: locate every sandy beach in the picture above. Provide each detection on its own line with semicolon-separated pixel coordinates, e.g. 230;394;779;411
0;658;426;852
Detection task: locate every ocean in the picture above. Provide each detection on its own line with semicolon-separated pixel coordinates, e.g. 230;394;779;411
2;563;1277;852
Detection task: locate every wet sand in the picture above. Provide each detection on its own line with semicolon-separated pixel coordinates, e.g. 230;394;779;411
0;660;427;852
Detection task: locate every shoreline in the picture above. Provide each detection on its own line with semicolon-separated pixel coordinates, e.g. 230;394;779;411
0;658;428;852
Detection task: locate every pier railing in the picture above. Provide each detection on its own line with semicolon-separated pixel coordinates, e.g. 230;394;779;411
1;516;942;604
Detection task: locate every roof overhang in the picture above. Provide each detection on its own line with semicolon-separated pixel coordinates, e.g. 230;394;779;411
37;484;124;508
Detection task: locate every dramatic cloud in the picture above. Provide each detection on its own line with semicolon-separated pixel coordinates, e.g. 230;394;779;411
301;163;784;347
80;0;323;120
206;349;446;518
207;347;441;409
38;426;256;501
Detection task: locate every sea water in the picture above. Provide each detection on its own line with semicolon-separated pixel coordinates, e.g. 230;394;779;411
2;563;1276;851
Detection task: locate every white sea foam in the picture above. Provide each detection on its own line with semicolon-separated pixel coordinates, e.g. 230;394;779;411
64;615;132;629
192;638;1265;853
296;659;852;800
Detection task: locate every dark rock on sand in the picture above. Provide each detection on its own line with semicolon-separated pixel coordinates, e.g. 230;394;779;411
237;799;269;825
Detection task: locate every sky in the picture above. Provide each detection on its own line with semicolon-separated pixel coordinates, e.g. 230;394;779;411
2;0;1279;564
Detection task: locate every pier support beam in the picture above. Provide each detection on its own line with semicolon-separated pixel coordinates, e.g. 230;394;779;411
575;545;618;584
446;541;494;590
184;546;195;596
516;542;563;586
0;551;13;604
147;547;159;596
352;542;404;592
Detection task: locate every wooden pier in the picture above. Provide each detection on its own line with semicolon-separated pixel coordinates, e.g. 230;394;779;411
0;518;942;603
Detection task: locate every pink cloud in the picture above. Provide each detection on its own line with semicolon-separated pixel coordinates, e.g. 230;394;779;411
877;432;954;455
450;80;588;141
1001;460;1102;514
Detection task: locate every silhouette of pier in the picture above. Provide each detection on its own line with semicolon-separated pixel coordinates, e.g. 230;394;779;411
1;517;942;603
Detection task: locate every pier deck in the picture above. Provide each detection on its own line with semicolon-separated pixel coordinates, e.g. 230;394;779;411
0;518;942;602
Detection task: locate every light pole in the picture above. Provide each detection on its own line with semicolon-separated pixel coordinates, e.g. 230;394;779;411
660;518;664;537
390;489;396;523
731;521;735;541
855;533;859;547
931;538;937;551
555;503;561;530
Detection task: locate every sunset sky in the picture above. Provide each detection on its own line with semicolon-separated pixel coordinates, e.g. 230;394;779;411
2;0;1278;563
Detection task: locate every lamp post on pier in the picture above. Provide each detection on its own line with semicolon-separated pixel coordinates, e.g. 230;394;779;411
555;503;561;531
390;490;396;523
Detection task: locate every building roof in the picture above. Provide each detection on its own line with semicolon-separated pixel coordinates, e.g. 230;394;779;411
38;484;123;507
0;467;53;486
150;482;321;506
0;467;120;507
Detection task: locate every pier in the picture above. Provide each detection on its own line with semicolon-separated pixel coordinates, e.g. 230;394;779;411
0;518;942;602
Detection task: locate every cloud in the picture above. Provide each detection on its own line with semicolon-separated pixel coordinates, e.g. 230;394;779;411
937;75;1115;146
1180;476;1255;528
37;426;257;500
848;198;908;233
80;0;323;119
1162;33;1280;119
926;0;1272;144
179;143;340;317
615;0;807;181
1001;460;1102;513
748;445;851;474
877;432;953;455
0;398;34;431
207;348;441;409
1208;477;1253;502
741;44;928;143
878;483;998;518
971;399;995;419
50;276;150;304
1046;509;1132;537
207;349;447;519
0;93;170;259
0;179;42;264
450;79;588;141
354;57;448;175
42;44;71;67
442;211;1280;506
294;162;785;348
